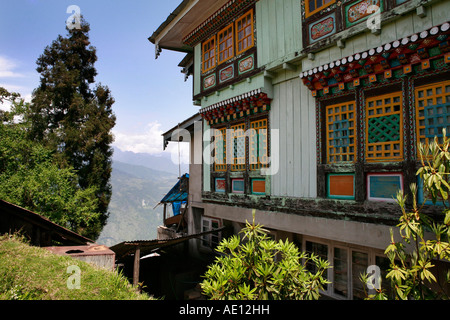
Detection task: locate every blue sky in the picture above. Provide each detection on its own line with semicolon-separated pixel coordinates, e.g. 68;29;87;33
0;0;193;158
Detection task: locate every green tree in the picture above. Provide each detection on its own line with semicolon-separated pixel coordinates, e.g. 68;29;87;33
0;88;102;239
201;212;330;300
363;131;450;300
27;17;116;238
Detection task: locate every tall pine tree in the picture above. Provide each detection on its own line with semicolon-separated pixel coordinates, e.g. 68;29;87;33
29;18;116;239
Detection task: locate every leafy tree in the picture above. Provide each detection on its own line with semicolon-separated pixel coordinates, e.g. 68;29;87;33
363;131;450;300
27;17;116;238
0;88;102;239
201;212;330;300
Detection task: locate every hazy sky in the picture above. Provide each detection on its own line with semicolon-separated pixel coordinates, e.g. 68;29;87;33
0;0;193;160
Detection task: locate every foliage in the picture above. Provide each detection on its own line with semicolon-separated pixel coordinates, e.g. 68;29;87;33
27;17;116;239
0;88;103;239
0;234;154;300
365;131;450;300
201;213;330;300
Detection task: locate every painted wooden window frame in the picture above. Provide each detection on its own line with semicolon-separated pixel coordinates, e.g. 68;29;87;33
415;80;450;155
210;114;269;195
251;178;266;195
202;36;216;73
231;178;245;194
236;9;254;56
215;177;226;193
327;173;356;200
249;118;268;170
305;0;336;18
365;92;404;162
230;123;246;171
326;101;357;163
214;127;227;172
218;23;235;65
367;173;403;202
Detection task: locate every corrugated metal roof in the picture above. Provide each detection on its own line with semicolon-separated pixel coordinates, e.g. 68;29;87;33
110;226;225;261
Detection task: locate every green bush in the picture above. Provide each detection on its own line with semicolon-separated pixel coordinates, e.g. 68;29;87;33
201;213;330;300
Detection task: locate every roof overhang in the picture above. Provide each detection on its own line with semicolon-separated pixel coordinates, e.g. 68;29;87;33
162;113;202;150
148;0;229;56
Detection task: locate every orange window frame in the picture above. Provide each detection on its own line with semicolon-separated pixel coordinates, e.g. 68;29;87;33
305;0;335;18
202;36;216;73
235;9;254;56
218;23;234;65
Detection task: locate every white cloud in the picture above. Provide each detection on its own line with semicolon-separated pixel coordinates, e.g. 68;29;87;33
0;56;25;79
113;121;190;164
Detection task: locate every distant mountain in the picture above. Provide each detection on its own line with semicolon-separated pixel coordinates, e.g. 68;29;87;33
112;147;189;175
97;158;182;247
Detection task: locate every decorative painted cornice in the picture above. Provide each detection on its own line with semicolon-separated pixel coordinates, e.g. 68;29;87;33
199;89;271;125
182;0;256;47
300;22;450;97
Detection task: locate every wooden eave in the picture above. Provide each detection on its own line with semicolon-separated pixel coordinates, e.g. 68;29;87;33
148;0;230;52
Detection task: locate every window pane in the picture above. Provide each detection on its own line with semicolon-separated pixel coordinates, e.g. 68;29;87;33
306;241;329;290
352;251;368;300
334;248;348;297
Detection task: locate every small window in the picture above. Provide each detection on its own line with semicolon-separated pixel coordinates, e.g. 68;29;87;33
202;36;216;73
365;92;403;162
201;217;221;249
249;119;268;170
218;23;234;65
306;0;335;18
415;80;450;154
236;10;254;55
214;127;227;172
230;123;246;171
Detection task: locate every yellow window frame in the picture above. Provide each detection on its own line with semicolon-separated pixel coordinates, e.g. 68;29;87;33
365;92;404;162
305;0;336;18
249;119;268;170
214;127;227;172
415;80;450;158
230;123;246;171
326;101;357;164
235;9;254;56
218;23;234;65
202;36;216;73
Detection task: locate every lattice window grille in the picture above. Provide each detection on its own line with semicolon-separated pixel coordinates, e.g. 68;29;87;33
326;102;356;163
366;93;403;162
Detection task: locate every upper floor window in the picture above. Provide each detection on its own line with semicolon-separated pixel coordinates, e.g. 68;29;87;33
201;9;254;73
218;23;234;65
415;80;450;153
202;36;216;73
306;0;335;18
236;10;254;55
365;92;403;162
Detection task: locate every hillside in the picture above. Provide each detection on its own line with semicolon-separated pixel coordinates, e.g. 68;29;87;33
0;234;153;300
97;160;182;247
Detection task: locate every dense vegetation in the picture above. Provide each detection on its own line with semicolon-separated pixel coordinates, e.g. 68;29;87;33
0;16;115;240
